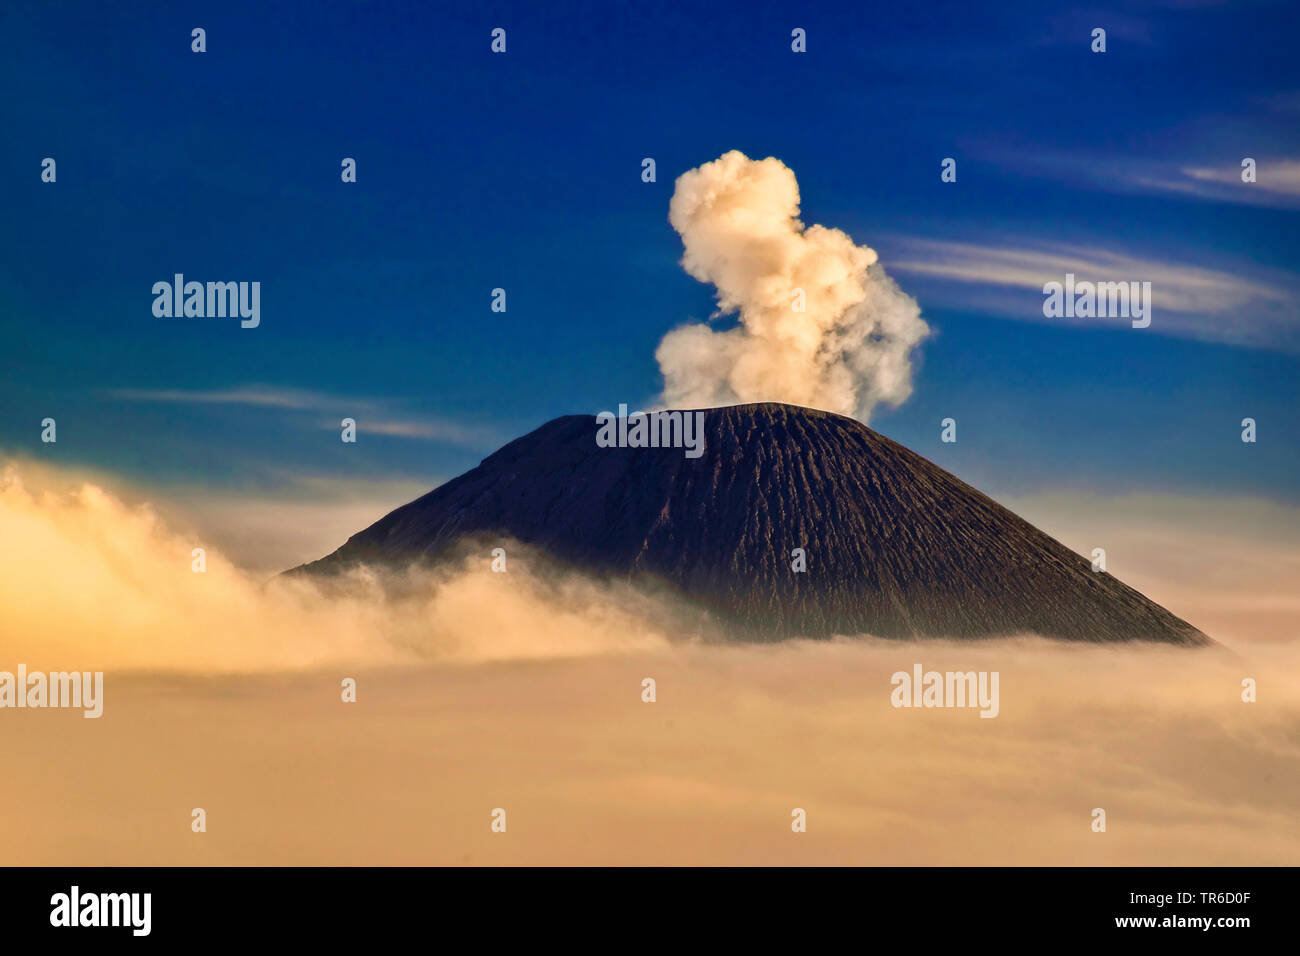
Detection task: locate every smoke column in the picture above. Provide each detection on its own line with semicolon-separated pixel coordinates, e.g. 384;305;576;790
657;150;928;421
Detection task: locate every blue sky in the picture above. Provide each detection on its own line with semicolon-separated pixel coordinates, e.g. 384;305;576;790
2;0;1297;509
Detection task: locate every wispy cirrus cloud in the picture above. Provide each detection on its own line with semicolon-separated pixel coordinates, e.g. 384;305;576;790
886;237;1300;350
997;149;1300;209
107;385;501;447
1094;157;1300;208
109;385;323;409
1177;159;1300;200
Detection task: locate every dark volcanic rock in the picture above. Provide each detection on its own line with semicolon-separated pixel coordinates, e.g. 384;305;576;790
291;403;1210;645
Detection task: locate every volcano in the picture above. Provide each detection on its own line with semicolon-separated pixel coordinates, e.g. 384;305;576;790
292;403;1210;645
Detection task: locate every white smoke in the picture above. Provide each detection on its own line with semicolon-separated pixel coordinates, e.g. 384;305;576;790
656;151;929;421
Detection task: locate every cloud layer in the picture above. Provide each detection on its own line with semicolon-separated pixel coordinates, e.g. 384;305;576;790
5;638;1296;865
0;464;670;671
2;462;1298;864
656;151;929;421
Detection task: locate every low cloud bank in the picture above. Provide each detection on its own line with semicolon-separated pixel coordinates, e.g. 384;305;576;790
0;464;671;671
1;462;1296;864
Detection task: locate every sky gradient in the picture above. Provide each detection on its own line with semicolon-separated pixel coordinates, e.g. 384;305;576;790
3;0;1297;522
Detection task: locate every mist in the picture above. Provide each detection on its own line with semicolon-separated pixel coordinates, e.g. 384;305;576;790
1;461;1296;864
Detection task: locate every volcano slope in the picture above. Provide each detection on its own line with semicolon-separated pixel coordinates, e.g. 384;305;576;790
291;403;1209;645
